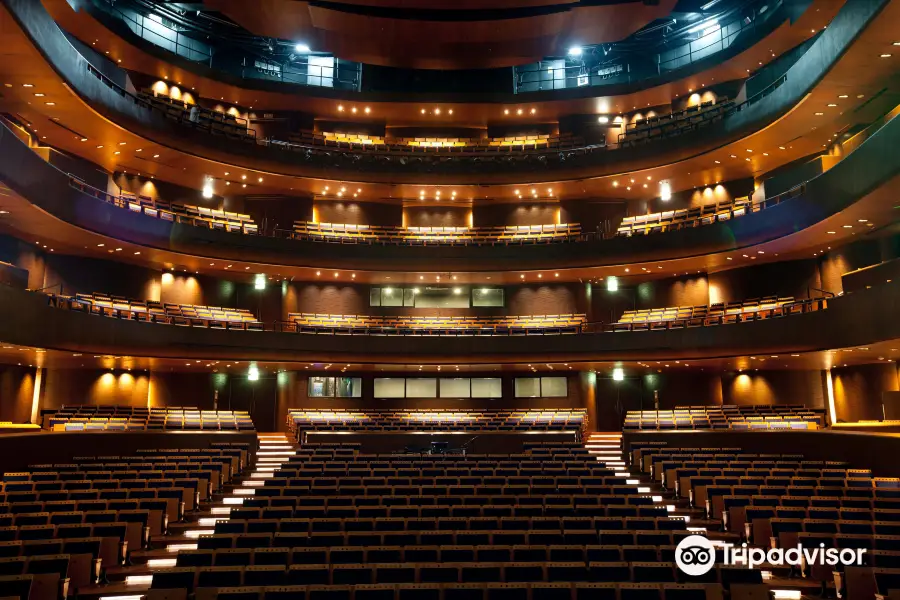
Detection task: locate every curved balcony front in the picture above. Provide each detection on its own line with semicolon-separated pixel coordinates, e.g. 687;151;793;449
5;0;890;184
0;278;896;364
0;97;898;274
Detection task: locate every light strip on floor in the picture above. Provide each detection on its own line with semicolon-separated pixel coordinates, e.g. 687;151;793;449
638;487;651;493
125;575;154;585
147;558;178;567
626;479;639;484
232;488;256;495
223;497;245;504
197;517;221;527
210;507;231;515
166;543;198;552
184;529;215;538
686;526;707;533
772;591;801;599
652;495;663;502
100;595;145;600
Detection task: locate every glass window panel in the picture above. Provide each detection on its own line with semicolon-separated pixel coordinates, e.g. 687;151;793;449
540;377;568;397
515;377;542;398
369;288;381;307
405;378;438;398
374;378;406;398
414;287;470;308
472;288;504;307
471;378;502;398
381;287;402;307
308;376;335;397
403;288;416;306
336;377;362;398
440;379;471;398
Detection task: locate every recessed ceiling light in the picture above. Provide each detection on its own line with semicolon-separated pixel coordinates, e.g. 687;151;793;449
814;112;824;116
22;84;33;87
44;102;55;106
880;54;892;58
96;145;103;149
33;93;44;97
153;154;159;158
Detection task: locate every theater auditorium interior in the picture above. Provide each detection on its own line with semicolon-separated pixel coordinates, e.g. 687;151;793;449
0;0;900;598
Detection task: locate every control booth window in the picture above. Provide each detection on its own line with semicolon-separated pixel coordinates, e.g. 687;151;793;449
369;286;504;308
308;376;363;397
472;288;504;307
514;376;568;398
374;377;503;399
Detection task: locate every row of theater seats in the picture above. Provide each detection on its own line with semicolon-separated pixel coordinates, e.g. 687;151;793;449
138;90;254;141
121;192;258;234
46;406;255;431
613;297;826;331
623;406;825;431
288;131;586;153
134;435;767;600
0;442;251;600
290;223;582;245
48;293;264;330
618;100;733;147
284;314;587;336
287;410;587;435
631;442;900;583
615;197;753;237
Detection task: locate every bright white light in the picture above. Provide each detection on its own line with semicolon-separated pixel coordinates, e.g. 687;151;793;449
125;575;154;585
165;544;197;552
638;486;651;493
295;43;311;53
687;18;719;34
652;495;663;502
146;558;177;568
613;367;624;381
772;591;801;600
568;46;583;57
607;276;619;292
254;273;266;290
202;180;213;199
184;529;215;539
222;497;245;505
660;180;672;202
248;366;259;381
453;288;461;295
598;116;609;124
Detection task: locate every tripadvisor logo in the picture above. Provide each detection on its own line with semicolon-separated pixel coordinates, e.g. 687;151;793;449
675;535;867;577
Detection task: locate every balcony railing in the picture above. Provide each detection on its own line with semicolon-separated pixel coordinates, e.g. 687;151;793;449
92;0;362;91
513;0;783;93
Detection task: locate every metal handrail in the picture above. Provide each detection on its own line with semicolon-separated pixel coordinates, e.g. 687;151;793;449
93;0;362;91
46;292;826;336
86;64;256;137
513;0;783;93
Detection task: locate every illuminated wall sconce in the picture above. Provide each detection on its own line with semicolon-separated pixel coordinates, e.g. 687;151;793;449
613;367;624;381
660;180;672;201
607;276;619;292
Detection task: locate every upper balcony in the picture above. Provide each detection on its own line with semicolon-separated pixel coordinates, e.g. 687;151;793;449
63;0;799;98
7;0;894;187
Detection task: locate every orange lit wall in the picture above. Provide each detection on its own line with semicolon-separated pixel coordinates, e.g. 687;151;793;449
0;365;35;423
832;363;900;422
41;369;150;410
